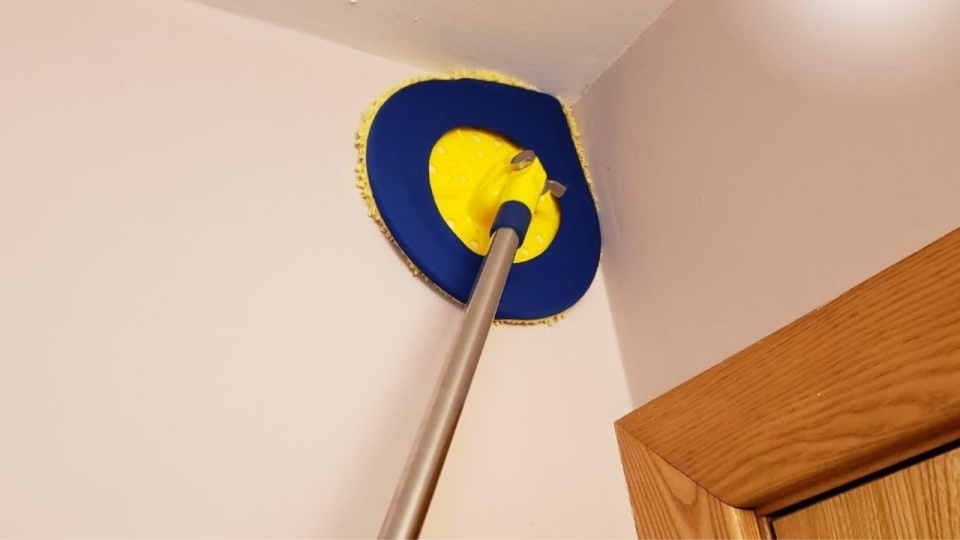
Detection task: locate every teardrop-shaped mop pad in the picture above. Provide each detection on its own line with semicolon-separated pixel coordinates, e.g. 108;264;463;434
356;72;601;324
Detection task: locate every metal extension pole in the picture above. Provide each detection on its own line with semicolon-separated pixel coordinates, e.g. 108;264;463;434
378;228;521;539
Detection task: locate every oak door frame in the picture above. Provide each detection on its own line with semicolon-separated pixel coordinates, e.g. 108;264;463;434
616;227;960;538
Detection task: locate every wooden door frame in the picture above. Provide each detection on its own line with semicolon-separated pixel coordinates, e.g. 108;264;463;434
616;228;960;539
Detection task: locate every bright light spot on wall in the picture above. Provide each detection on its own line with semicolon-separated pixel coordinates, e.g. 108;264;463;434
717;0;960;101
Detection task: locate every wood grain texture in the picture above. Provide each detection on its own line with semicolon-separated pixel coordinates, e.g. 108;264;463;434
618;227;960;514
615;425;761;539
774;446;960;539
757;517;775;540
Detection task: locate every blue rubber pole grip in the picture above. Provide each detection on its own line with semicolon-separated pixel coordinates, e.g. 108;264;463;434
491;200;533;246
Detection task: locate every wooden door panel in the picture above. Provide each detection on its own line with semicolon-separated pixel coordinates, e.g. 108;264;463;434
615;426;763;539
617;229;960;514
774;446;960;539
615;228;960;538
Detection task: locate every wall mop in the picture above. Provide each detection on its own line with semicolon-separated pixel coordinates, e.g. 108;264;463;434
357;72;601;538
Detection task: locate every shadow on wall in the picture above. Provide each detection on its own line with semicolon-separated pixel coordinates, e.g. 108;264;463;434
187;0;676;100
575;0;960;407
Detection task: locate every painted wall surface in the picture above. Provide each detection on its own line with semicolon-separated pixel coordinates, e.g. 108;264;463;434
422;287;635;539
575;0;960;406
0;0;633;537
189;0;675;101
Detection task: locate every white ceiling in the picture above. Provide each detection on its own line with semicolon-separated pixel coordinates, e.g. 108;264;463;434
191;0;675;101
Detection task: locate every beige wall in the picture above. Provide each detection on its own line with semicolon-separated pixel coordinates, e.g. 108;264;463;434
0;0;633;537
191;0;675;101
422;283;633;539
575;0;960;406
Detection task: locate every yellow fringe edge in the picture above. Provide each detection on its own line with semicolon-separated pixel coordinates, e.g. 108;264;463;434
355;70;598;327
